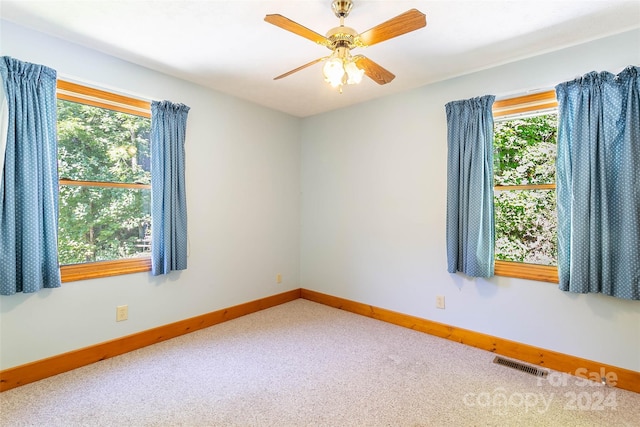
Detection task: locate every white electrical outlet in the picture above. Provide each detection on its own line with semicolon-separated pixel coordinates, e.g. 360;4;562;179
436;295;445;309
116;305;128;321
276;273;282;284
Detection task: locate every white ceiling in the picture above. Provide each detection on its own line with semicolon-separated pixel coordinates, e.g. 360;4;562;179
1;1;639;117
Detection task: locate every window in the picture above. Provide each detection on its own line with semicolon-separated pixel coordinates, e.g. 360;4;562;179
56;81;152;282
492;91;559;283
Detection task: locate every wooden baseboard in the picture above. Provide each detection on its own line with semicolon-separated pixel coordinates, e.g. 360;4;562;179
0;289;301;392
300;288;640;395
3;287;637;396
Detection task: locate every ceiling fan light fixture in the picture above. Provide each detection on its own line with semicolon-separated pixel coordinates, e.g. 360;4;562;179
323;57;345;87
322;47;363;89
345;60;364;84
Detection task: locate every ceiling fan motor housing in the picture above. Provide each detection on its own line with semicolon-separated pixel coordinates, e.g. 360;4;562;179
325;25;359;50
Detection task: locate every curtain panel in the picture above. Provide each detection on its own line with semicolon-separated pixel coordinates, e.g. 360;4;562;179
556;66;640;300
0;56;61;295
150;100;190;276
445;95;496;278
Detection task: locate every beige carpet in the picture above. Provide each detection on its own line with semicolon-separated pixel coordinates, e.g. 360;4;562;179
1;299;638;426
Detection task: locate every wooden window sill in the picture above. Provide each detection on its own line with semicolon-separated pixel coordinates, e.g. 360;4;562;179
61;257;151;283
494;260;558;284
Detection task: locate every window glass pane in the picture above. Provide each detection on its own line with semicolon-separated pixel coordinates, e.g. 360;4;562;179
58;186;151;265
57;99;151;184
494;114;557;186
494;189;557;266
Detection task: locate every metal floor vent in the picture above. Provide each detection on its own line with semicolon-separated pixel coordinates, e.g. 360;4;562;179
493;356;548;378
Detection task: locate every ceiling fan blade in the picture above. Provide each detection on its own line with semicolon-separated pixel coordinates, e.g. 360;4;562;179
274;58;325;80
265;14;330;46
353;56;395;85
357;9;426;47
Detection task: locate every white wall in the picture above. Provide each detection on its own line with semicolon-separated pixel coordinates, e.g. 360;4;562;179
0;21;301;369
300;29;640;372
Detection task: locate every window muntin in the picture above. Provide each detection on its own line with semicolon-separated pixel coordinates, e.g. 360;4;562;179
56;81;152;282
492;91;559;282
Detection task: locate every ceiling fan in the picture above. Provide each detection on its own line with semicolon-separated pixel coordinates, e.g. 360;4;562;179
265;0;426;92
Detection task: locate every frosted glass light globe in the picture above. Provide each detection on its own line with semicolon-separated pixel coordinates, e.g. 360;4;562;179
345;61;364;85
323;58;345;87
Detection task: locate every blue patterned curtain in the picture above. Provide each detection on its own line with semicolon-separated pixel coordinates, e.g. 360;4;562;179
151;100;190;275
0;57;61;295
445;95;496;277
556;66;639;300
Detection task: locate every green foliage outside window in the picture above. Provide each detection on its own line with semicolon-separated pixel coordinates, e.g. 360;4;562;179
57;100;151;265
494;114;558;265
494;115;556;186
